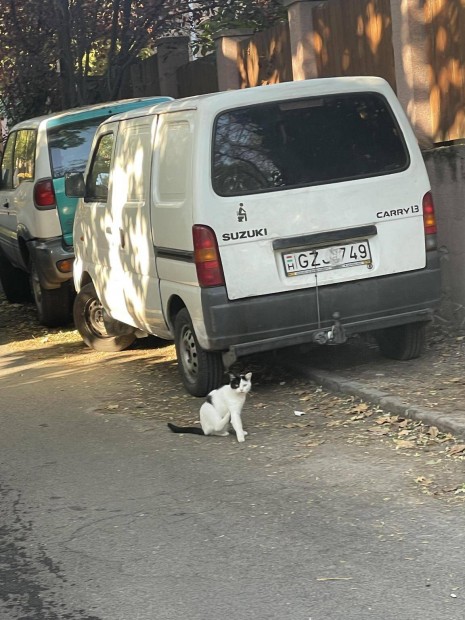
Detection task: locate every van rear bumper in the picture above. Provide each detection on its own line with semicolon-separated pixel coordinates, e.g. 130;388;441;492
200;252;441;361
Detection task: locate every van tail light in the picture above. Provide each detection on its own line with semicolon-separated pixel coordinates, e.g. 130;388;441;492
34;179;56;210
193;225;225;287
422;191;437;251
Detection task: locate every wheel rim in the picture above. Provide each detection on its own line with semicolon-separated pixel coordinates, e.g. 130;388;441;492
180;324;198;380
85;297;110;338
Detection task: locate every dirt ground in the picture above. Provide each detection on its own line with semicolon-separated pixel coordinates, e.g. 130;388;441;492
291;324;465;417
2;292;465;505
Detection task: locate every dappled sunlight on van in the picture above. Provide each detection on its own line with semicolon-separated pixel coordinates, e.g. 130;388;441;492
72;78;441;397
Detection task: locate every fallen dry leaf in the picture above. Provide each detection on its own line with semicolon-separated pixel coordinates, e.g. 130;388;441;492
349;403;369;414
327;420;343;427
350;413;371;421
394;439;416;449
448;444;465;456
376;415;395;425
367;426;390;435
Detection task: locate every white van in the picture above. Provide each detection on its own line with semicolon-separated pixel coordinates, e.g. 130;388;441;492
70;77;441;396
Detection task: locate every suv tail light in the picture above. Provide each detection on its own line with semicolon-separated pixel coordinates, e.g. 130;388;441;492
34;179;56;210
422;191;437;251
193;225;225;287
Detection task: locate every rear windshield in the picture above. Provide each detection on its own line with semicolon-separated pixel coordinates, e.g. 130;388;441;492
47;118;104;178
212;93;409;197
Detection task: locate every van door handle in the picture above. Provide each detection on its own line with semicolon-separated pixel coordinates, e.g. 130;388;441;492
119;228;126;249
3;201;9;209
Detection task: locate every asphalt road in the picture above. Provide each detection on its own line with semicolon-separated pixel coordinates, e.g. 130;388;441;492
1;311;465;619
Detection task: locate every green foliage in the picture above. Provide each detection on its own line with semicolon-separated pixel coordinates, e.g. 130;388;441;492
0;0;286;123
192;0;287;57
0;0;204;121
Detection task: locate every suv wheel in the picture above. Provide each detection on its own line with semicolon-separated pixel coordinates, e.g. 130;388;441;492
30;261;71;327
0;256;32;303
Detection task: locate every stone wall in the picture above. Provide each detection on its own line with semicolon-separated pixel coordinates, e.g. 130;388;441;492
424;145;465;326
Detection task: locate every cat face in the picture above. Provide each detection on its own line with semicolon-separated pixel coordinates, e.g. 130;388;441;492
229;372;252;393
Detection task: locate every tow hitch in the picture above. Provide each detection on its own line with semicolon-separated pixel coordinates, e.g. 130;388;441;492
311;273;347;345
312;312;347;345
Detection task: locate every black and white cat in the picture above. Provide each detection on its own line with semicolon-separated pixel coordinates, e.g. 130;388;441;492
168;372;252;442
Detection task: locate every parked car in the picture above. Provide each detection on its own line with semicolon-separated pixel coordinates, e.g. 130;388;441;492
0;96;171;326
68;77;441;396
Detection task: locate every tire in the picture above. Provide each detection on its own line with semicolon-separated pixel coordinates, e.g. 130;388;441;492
174;307;224;397
375;322;426;361
30;261;71;327
0;256;32;303
73;282;136;352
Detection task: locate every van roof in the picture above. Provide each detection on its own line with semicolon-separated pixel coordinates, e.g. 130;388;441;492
11;96;172;131
100;76;395;125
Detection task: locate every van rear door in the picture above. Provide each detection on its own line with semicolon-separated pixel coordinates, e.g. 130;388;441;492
207;90;429;301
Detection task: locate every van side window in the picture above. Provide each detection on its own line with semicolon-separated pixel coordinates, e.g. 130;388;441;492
114;122;151;203
158;122;190;202
212;93;409;197
86;133;113;202
0;129;35;189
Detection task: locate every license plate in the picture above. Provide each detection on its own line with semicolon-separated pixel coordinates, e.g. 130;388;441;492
282;240;372;276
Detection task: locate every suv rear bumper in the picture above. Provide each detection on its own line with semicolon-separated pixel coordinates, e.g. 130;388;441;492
28;238;74;290
200;252;441;362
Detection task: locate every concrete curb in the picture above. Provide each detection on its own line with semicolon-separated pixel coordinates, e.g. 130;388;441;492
288;363;465;440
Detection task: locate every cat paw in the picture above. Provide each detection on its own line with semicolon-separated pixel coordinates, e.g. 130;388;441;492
237;436;245;443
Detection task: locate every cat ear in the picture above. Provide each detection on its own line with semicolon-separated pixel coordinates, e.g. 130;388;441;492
244;372;252;380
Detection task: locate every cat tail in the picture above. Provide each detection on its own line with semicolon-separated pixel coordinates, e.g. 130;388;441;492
167;422;205;435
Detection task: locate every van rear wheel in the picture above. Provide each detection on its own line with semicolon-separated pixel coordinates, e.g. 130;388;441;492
73;282;136;352
174;308;223;397
375;322;426;361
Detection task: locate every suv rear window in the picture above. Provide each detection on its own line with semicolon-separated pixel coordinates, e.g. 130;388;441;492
212;93;409;197
47;118;104;178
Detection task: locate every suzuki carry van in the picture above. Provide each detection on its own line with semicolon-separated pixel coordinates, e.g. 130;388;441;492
70;77;441;396
0;96;170;326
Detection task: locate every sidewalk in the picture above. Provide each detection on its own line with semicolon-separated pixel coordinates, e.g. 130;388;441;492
283;328;465;439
